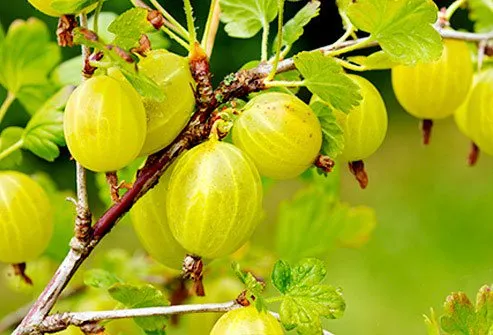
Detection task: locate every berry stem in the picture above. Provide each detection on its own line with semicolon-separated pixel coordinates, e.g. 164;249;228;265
445;0;466;21
421;119;433;145
261;17;270;62
267;0;285;81
0;139;23;162
0;91;15;125
201;0;221;58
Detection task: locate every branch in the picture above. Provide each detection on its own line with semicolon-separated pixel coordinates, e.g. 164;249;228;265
13;23;493;335
74;13;92;243
38;301;240;333
257;28;493;75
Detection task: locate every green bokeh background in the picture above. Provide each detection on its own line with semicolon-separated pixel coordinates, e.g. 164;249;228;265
1;1;492;335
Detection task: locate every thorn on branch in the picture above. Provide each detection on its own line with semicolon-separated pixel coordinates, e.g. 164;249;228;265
11;263;32;286
315;155;335;174
468;141;480;166
421;119;433;145
348;160;368;189
57;15;78;47
182;255;205;297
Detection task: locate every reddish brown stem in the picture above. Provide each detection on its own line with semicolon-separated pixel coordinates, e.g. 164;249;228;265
12;263;32;286
348;160;368;189
421;119;433;145
468;142;480;166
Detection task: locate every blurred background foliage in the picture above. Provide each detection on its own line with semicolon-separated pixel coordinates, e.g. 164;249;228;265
1;1;493;335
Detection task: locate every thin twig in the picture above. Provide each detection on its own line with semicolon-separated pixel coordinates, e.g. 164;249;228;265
74;13;92;244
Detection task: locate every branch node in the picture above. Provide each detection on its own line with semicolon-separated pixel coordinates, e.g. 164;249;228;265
80;322;105;335
315;155;335;174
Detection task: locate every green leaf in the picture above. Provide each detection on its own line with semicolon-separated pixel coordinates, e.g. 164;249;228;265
120;67;165;102
51;0;99;13
0;18;61;94
51;56;83;87
17;84;58;115
108;283;170;331
430;285;493;334
274;0;320;50
0;127;23;169
232;261;268;311
294;51;361;114
84;269;122;289
346;0;442;65
276;185;376;261
22;86;73;161
469;0;493;33
347;51;399;70
272;259;345;334
108;8;155;50
310;101;344;158
219;0;278;38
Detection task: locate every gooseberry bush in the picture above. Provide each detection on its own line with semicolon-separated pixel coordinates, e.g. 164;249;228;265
0;0;492;334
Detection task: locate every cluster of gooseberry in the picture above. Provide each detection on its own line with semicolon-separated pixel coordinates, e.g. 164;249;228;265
392;39;493;166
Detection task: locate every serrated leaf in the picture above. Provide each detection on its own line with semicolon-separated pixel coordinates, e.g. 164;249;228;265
0;127;23;169
84;269;122;289
272;259;345;334
294;51;361;113
272;260;292;294
346;0;442;65
22;86;73;161
348;51;399;70
0;18;60;94
232;261;265;298
108;8;155;50
310;101;344;158
274;1;320;50
276;185;376;261
219;0;278;38
108;283;169;331
433;285;493;335
469;0;493;33
51;0;99;13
